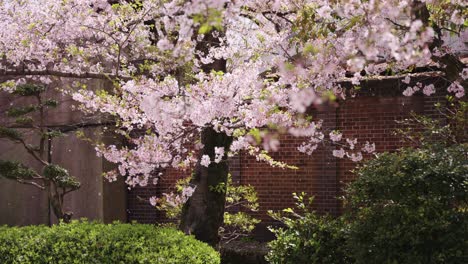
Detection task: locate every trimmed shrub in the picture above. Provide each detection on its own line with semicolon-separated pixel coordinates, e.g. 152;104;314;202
0;220;220;264
345;145;468;264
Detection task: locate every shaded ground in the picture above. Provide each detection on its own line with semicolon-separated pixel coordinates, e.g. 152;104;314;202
220;240;269;264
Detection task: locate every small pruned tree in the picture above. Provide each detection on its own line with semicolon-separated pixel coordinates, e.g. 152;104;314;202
220;175;261;243
0;83;80;223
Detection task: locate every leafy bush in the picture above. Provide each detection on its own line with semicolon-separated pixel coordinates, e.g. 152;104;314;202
267;193;352;264
220;175;261;242
345;144;468;264
0;220;220;264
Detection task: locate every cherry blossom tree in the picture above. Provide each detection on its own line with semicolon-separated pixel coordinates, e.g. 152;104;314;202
0;0;466;245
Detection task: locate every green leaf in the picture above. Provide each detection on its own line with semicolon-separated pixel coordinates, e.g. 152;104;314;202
198;24;212;34
247;128;262;144
43;164;80;189
15;116;34;125
0;160;36;180
12;84;45;96
42;130;64;139
43;99;59;107
6;105;38;117
0;126;23;141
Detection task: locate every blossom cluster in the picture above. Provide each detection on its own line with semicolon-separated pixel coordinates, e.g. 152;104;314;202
149;186;196;207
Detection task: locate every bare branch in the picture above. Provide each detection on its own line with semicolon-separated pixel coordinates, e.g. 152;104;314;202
0;69;131;81
17;138;49;166
16;179;45;190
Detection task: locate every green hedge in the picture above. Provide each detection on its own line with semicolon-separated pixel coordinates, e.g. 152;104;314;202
345;146;468;264
0;220;220;264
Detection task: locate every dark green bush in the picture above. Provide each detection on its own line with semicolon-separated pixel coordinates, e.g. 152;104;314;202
0;220;220;264
266;193;352;264
345;145;468;264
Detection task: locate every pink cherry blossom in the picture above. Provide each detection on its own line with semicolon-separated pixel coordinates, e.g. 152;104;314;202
403;87;416;97
362;142;376;154
332;149;346;158
347;152;363;162
149;197;158;207
423;84;436;96
329;131;343;142
214;147;225;163
182;186;196;198
461;68;468;80
346;138;358;150
201;155;211;167
153;178;159;185
447;82;465;98
402;76;411;84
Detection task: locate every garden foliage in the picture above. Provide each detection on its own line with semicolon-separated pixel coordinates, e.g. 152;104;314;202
345;144;467;264
268;143;467;263
0;220;220;264
268;106;468;264
266;193;351;264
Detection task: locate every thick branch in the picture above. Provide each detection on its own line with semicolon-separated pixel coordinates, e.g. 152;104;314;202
0;69;131;81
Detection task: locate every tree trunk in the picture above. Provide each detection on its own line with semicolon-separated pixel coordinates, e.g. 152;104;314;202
179;127;232;247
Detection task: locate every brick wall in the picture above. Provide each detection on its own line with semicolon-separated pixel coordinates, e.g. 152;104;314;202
127;76;450;232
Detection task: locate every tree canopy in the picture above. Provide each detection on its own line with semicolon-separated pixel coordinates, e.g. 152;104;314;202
1;0;465;185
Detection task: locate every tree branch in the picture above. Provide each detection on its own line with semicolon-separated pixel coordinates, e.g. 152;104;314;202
0;69;131;81
17;138;49;166
16;179;45;190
